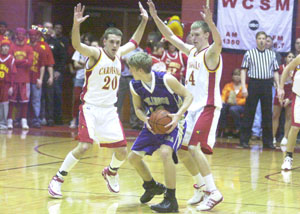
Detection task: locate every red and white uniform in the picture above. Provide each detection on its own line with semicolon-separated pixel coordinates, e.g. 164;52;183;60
10;42;33;102
182;46;223;154
291;65;300;127
274;64;293;106
161;50;186;82
78;48;126;147
0;54;16;102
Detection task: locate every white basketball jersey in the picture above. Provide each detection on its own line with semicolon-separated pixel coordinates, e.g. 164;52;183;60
80;48;122;106
185;47;223;111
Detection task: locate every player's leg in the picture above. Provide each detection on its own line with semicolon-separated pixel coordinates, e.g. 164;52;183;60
151;145;178;213
48;104;95;198
99;107;128;193
151;122;186;213
129;128;166;202
177;149;205;205
128;151;165;203
281;105;292;145
282;126;299;170
179;110;205;205
272;105;282;145
48;142;92;198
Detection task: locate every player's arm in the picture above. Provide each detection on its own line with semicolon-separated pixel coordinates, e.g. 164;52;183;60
119;2;148;56
71;3;100;61
164;74;193;133
147;0;192;56
202;7;222;70
278;55;300;101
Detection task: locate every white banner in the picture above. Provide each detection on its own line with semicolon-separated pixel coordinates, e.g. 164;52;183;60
216;0;295;52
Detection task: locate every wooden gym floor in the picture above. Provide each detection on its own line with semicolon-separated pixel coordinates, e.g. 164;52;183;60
0;127;299;214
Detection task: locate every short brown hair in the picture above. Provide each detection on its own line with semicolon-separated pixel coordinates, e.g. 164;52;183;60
256;31;267;39
102;27;123;40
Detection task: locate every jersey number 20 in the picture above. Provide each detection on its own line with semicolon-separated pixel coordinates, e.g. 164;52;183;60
102;76;118;90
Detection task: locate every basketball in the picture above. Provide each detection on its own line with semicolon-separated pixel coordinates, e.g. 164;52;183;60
149;109;172;134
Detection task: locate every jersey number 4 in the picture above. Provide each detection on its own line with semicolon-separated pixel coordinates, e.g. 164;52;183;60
188;71;195;85
102;76;118;90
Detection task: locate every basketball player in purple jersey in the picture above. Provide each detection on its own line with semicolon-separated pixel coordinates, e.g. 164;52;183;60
148;0;223;211
48;2;148;198
127;52;193;213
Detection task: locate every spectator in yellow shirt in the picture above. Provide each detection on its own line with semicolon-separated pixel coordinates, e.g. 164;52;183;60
218;68;246;137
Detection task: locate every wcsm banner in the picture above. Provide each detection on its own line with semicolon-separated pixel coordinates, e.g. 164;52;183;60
216;0;297;52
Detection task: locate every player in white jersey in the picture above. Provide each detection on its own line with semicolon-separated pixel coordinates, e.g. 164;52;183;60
278;57;300;171
48;2;148;198
148;0;223;211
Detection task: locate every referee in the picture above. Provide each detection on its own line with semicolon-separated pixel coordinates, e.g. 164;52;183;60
239;31;279;149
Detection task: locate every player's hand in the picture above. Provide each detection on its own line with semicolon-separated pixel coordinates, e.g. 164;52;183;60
165;113;180;134
8;87;13;96
36;79;42;89
145;118;156;134
277;87;285;104
147;0;157;17
200;6;213;24
242;87;248;98
73;3;90;26
47;77;53;86
139;2;148;21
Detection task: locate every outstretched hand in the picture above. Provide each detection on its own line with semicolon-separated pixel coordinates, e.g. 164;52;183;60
200;6;213;24
147;0;157;17
139;2;148;21
73;3;90;26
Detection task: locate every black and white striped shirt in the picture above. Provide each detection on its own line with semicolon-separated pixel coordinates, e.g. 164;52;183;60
241;48;279;79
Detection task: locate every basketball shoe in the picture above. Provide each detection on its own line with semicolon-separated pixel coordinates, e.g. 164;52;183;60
281;156;293;170
140;181;166;203
21;118;29;129
102;167;120;193
150;193;178;213
196;190;223;211
187;184;205;205
48;175;64;198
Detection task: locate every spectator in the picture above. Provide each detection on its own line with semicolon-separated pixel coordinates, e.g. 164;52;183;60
293;37;300;56
239;31;279;149
91;40;99;47
144;31;161;54
28;29;47;128
0;39;16;129
8;28;33;129
273;52;295;145
0;21;8;41
43;21;67;125
218;68;246;137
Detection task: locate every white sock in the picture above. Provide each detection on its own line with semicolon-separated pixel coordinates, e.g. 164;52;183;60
57;152;79;178
109;152;125;172
193;173;205;187
204;174;217;192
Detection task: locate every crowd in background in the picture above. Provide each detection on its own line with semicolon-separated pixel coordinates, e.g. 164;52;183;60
0;19;299;147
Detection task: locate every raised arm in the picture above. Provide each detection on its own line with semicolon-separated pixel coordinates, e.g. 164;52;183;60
201;7;222;69
147;0;192;56
119;2;148;56
72;3;99;60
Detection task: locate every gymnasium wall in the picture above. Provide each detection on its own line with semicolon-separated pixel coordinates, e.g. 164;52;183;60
181;0;300;89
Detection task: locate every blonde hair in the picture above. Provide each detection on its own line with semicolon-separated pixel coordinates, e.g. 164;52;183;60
191;20;211;33
128;52;153;73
